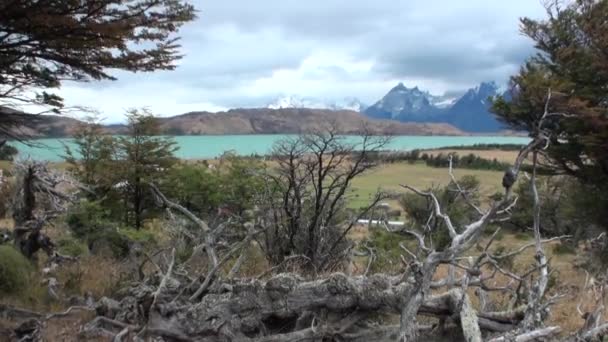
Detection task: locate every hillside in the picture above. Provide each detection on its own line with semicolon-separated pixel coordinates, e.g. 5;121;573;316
6;108;465;137
153;108;464;135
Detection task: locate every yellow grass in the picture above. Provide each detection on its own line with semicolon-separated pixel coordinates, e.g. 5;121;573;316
424;149;520;163
348;162;504;208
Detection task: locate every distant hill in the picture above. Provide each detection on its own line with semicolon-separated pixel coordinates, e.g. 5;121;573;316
364;81;505;132
4;108;465;138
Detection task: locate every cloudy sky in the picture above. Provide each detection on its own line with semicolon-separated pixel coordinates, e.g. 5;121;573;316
58;0;547;122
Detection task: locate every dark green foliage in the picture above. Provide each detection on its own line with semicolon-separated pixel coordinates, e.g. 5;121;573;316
87;230;131;259
425;152;511;171
66;200;113;239
503;176;606;240
0;245;33;294
366;228;409;273
0;144;18;160
163;155;265;218
552;243;576;255
492;0;608;239
115;110;178;229
163;162;223;216
218;153;266;215
0;1;195;111
64;116;116;191
434;144;526;151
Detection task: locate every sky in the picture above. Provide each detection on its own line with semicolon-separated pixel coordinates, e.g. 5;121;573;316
57;0;547;123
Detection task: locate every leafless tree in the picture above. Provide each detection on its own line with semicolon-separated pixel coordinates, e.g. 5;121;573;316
256;127;391;272
8;92;608;341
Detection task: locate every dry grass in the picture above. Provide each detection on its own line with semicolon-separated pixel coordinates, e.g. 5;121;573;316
424;149;520;163
348;162;504;208
354;227;606;335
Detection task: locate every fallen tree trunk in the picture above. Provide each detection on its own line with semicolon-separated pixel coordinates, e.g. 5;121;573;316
88;273;528;341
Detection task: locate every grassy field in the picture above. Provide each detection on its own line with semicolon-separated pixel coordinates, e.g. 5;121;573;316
348;161;505;209
424;148;519;163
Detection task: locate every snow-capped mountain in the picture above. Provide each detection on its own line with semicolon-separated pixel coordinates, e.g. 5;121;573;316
267;95;367;112
444;81;502;132
363;81;504;132
364;83;443;121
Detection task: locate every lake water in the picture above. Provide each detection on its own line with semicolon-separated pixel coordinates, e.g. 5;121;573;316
13;135;530;161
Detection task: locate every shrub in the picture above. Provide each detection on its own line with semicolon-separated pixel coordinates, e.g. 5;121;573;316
57;237;88;257
0;144;18;161
66;200;113;239
552;243;576;255
87;230;130;259
120;228;157;249
0;245;33;294
367;228;410;273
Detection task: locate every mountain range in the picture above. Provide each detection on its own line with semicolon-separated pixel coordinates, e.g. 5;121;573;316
3;108;464;138
269;82;505;132
3;81;508;138
364;81;505;132
267;96;367;112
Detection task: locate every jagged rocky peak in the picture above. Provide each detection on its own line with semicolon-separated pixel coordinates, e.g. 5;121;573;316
461;81;499;103
365;82;439;121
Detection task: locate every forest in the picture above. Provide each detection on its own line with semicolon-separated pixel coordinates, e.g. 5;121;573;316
1;1;608;341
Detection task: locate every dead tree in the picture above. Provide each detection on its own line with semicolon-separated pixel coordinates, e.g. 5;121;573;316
9;160;76;259
11;92;605;341
258;127;391;272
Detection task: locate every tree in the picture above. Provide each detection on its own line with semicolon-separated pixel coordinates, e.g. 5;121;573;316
115;109;177;229
64;115;115;192
0;0;196;142
0;143;17;160
258;128;390;272
492;0;608;190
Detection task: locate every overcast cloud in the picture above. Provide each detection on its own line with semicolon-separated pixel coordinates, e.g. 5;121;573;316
56;0;547;122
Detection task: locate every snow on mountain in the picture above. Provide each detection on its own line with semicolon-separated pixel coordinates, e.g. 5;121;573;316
267;95;367;112
364;83;443;121
363;81;504;132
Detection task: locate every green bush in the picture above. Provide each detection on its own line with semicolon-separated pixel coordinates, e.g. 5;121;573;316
552;243;576;255
66;200;113;239
87;230;131;259
399;175;481;251
0;144;18;161
120;228;157;249
367;228;410;273
0;245;33;294
57;237;88;257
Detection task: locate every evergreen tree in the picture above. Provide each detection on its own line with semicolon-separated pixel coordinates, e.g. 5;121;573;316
0;0;195;143
64;115;116;191
492;0;608;187
115;109;177;229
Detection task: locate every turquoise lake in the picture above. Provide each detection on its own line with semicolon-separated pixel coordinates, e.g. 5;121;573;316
13;135;530;161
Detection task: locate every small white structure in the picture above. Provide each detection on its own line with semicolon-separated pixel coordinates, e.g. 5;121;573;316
357;219;405;227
